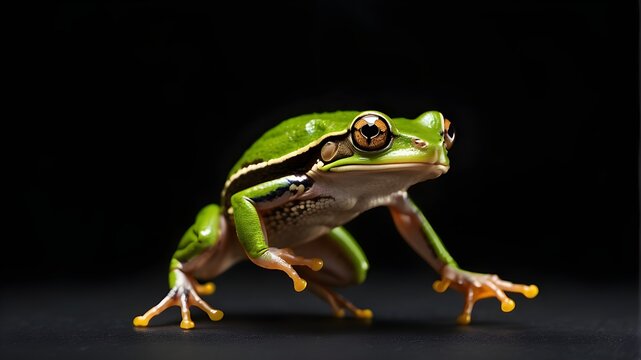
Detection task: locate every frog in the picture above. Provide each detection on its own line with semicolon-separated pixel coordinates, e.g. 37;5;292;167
133;110;538;329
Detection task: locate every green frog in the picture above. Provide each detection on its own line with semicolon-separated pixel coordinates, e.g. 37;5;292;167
133;110;538;329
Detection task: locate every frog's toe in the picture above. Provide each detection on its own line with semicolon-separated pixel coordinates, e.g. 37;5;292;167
278;250;324;272
209;309;224;321
133;316;149;327
492;278;540;299
501;298;516;313
293;278;308;292
456;288;477;326
192;296;225;321
354;308;374;319
180;320;195;329
523;285;539;298
133;291;177;328
457;313;471;325
195;281;216;296
432;279;451;293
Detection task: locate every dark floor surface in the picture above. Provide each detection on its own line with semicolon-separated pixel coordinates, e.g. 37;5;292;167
1;266;638;360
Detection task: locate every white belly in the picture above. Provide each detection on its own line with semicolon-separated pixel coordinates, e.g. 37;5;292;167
262;163;448;248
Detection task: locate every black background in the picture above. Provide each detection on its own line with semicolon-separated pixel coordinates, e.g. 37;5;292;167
15;0;638;282
6;1;640;359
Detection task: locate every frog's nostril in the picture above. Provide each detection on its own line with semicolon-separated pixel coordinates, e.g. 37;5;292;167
412;138;427;149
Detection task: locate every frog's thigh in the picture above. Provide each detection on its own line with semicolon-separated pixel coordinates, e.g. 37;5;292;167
293;227;369;287
173;204;223;263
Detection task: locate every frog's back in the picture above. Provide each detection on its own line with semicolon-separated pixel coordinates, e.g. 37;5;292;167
227;111;358;177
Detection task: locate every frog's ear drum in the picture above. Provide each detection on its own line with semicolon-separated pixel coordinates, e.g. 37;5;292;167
321;140;353;163
350;113;392;152
444;119;455;150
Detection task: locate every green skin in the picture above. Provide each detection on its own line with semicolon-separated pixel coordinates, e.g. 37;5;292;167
134;110;538;329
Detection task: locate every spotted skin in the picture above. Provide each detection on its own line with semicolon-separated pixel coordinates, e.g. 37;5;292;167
263;197;336;232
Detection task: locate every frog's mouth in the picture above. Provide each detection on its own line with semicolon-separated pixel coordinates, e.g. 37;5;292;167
328;162;449;174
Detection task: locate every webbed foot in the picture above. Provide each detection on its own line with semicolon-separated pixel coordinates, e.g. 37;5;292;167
133;270;224;329
433;265;538;325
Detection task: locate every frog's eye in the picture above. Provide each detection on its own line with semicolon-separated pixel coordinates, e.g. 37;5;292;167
350;113;392;151
444;118;455;150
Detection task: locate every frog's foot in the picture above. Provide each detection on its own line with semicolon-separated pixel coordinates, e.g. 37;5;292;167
433;265;539;325
133;270;224;329
251;247;323;292
308;283;373;319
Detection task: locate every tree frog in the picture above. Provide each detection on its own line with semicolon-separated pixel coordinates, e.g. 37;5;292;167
133;110;538;329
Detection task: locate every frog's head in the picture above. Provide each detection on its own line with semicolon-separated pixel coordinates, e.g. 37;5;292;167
318;110;454;182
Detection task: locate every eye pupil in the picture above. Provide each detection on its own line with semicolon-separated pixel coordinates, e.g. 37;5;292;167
350;112;392;152
360;124;380;140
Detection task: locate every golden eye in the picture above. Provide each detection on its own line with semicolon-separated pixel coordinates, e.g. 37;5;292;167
444;118;455;150
350;113;392;151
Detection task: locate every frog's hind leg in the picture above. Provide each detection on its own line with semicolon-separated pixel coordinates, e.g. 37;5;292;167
133;204;234;329
293;227;372;319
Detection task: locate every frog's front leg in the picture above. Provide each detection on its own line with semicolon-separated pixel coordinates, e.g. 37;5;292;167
133;204;225;329
388;192;539;325
230;175;323;292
